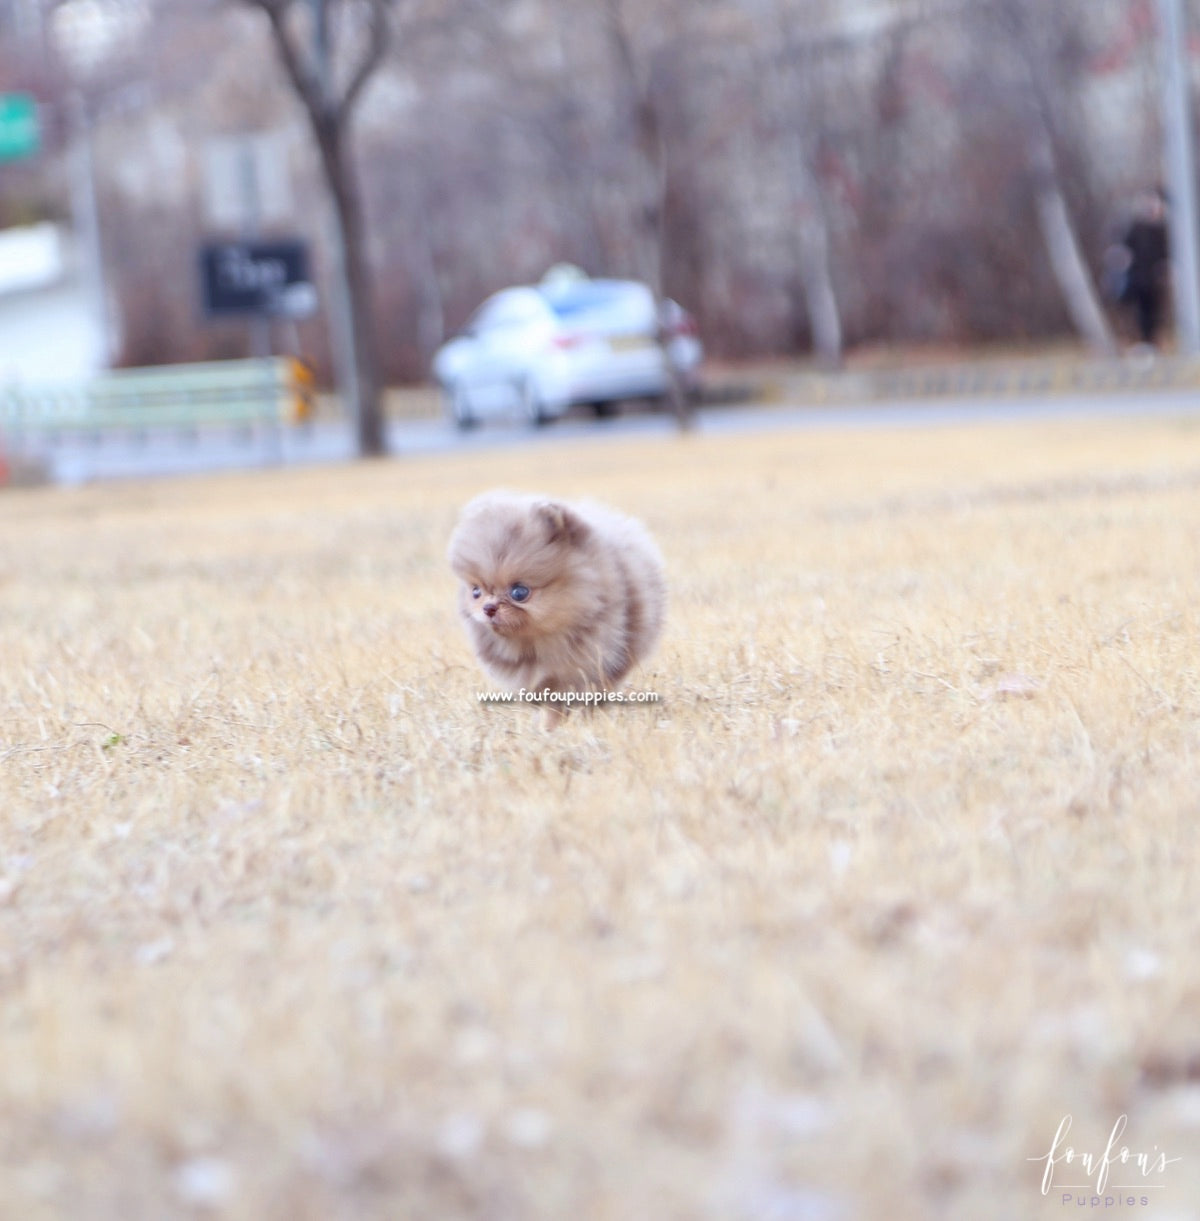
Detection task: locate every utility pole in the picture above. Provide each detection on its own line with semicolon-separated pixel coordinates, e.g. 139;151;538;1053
1159;0;1200;355
70;91;112;368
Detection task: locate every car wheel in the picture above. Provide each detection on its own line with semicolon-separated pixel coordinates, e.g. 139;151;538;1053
518;378;552;427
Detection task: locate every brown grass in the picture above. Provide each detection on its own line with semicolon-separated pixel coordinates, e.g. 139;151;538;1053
3;415;1200;1220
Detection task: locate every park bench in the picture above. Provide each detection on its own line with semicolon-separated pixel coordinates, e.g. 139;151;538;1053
0;357;314;443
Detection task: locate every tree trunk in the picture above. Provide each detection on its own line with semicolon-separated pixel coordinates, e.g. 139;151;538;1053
1002;0;1117;357
602;4;691;427
1034;182;1117;356
631;99;668;299
316;122;385;456
763;0;844;370
603;0;667;296
795;162;843;368
252;0;390;459
1028;126;1117;356
411;195;446;365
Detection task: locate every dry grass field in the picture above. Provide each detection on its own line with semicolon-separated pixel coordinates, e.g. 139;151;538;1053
3;413;1200;1221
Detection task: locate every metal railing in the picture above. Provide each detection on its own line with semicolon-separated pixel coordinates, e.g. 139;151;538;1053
0;357;313;441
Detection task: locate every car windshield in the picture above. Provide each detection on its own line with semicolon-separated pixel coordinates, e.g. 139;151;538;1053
468;290;548;333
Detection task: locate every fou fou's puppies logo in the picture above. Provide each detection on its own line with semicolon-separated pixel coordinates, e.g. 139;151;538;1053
1028;1114;1180;1206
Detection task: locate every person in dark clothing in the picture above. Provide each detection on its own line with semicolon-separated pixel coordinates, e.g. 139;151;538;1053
1114;189;1170;347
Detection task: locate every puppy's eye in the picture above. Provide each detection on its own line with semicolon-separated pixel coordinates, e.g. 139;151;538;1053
471;586;482;599
510;583;531;603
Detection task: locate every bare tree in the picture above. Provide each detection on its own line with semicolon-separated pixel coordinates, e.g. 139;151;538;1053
555;0;698;423
757;1;845;368
981;0;1118;355
598;0;669;297
240;0;391;456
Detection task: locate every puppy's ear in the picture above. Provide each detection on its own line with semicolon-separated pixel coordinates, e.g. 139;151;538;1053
536;501;590;546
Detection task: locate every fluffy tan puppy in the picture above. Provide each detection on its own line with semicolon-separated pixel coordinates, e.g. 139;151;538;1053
447;490;665;705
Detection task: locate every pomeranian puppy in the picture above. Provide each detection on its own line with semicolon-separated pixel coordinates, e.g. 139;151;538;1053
447;490;665;702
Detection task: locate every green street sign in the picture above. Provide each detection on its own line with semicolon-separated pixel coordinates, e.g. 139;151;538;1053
0;94;40;164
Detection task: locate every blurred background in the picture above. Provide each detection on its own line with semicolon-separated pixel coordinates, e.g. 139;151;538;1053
0;0;1192;392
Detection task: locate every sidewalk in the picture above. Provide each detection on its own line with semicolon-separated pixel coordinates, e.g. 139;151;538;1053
757;350;1200;407
322;345;1200;424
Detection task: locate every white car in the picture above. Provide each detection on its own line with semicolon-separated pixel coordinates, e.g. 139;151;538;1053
432;274;702;428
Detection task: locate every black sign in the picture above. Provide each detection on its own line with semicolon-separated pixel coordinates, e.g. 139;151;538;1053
200;240;311;318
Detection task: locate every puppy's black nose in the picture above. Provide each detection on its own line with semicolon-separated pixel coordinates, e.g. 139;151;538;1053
483;602;498;618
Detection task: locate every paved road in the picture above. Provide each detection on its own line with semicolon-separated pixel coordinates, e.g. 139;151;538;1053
13;388;1200;485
